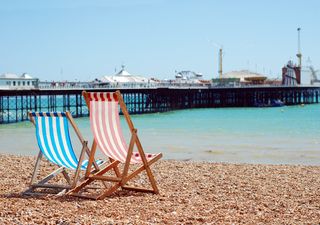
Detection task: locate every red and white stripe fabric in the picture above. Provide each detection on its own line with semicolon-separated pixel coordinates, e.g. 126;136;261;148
88;92;156;164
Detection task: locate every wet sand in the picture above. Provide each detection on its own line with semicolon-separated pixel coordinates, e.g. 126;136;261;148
0;154;320;224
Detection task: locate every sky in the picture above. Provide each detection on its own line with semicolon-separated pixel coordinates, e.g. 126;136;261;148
0;0;319;82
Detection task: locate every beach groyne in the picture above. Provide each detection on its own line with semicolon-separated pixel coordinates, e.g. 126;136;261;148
0;86;319;124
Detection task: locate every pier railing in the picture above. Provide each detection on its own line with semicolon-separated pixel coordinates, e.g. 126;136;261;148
38;82;210;90
0;86;319;124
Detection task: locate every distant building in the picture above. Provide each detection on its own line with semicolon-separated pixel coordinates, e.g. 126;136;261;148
264;79;282;86
222;70;268;85
97;65;157;88
282;61;301;85
158;70;209;87
212;77;240;87
0;73;39;89
174;71;204;84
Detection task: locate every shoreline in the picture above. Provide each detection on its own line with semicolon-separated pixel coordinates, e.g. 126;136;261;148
1;153;320;224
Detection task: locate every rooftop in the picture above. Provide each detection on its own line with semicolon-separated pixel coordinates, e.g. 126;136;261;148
101;65;154;83
222;70;267;82
0;73;35;79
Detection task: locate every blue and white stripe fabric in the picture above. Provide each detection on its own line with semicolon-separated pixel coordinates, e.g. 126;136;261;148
31;112;102;170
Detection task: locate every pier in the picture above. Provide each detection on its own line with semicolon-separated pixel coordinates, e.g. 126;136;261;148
0;85;319;124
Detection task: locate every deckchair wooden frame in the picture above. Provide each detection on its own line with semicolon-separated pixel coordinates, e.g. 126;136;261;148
69;91;162;200
24;111;101;196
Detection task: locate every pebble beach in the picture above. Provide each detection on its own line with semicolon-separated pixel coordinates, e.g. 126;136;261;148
1;154;320;224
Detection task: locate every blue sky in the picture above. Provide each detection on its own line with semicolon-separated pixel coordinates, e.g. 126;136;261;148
0;0;319;81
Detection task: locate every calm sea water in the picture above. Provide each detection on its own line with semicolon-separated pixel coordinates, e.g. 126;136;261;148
1;104;319;165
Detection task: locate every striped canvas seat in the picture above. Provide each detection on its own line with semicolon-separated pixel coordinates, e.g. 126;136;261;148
88;92;157;164
69;91;162;199
32;112;103;170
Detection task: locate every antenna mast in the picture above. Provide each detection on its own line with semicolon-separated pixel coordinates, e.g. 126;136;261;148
218;48;223;79
296;27;302;68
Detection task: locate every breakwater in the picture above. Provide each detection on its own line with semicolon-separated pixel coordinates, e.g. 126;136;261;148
0;86;319;124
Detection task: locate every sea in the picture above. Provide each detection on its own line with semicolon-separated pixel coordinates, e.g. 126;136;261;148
1;104;320;165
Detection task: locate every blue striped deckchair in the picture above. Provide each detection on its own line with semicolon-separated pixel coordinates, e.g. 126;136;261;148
25;111;103;195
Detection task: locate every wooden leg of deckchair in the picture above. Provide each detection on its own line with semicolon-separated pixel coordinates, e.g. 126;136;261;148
85;140;98;178
84;143;100;172
81;141;110;189
122;154;161;183
24;152;43;194
35;167;65;186
72;142;88;188
30;151;43;185
110;158;121;177
121;153;162;194
136;136;161;194
120;131;136;186
31;183;70;189
62;169;72;185
23;167;66;194
68;160;120;195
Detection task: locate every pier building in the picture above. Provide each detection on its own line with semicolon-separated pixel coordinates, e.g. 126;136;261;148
98;65;158;88
0;73;39;90
221;70;268;85
282;61;301;85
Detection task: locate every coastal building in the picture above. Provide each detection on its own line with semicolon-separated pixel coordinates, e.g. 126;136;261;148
211;77;241;87
221;70;268;85
282;60;301;85
174;70;204;84
97;65;158;88
0;73;39;89
158;70;209;87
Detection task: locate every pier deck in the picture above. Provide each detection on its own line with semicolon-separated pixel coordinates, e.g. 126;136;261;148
0;86;319;124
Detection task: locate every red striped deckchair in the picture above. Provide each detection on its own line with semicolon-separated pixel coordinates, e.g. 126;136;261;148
69;91;162;199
